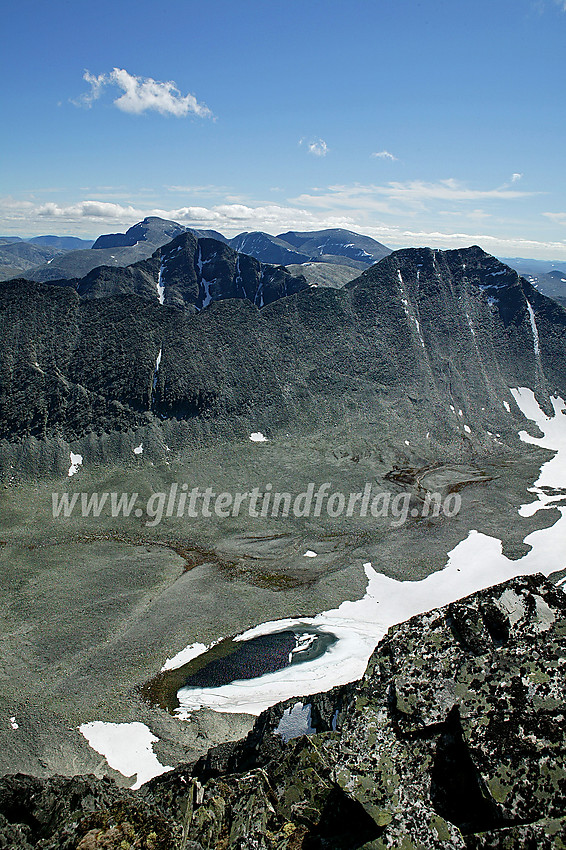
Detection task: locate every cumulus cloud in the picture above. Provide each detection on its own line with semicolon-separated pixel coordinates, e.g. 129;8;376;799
76;71;106;107
36;200;142;218
0;197;348;232
73;68;212;118
371;150;397;161
299;138;328;157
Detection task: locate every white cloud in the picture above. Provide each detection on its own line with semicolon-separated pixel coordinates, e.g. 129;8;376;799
438;208;491;221
374;178;534;203
0;197;350;233
511;172;523;183
543;211;566;224
36;200;142;219
73;68;212;118
371;150;397;161
74;71;106;107
165;184;231;195
299;138;328;157
291;179;537;214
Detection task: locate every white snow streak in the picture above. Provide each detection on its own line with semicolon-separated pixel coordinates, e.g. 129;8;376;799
397;269;426;351
526;302;541;356
197;244;214;309
465;311;476;338
157;264;165;304
152;348;162;392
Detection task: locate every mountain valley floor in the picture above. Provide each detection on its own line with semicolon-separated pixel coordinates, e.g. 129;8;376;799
0;418;563;784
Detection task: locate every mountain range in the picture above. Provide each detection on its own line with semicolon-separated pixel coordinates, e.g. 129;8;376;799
0;217;391;283
3;217;565;308
1;234;564;476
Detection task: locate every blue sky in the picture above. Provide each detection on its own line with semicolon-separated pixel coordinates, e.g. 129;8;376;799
2;0;566;258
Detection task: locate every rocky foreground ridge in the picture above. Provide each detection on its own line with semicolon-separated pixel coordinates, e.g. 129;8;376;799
1;573;564;849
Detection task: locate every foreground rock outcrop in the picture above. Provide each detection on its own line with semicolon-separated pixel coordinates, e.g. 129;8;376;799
1;573;565;848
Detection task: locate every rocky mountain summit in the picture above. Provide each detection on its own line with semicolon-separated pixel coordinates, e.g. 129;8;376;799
71;230;310;308
277;227;391;268
0;573;564;848
228;228;391;270
19;218;189;283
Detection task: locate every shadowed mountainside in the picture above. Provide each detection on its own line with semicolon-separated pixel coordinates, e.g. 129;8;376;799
0;244;565;478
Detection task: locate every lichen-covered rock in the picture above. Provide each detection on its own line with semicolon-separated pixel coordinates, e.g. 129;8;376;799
332;574;566;846
0;574;564;848
0;773;181;849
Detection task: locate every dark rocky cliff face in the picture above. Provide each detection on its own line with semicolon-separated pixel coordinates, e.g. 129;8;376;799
0;574;564;848
0;244;564;477
74;231;310;310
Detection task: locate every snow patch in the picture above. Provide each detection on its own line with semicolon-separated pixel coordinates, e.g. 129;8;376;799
197;244;215;309
304;550;318;558
133;444;143;455
250;432;268;442
9;717;18;730
68;453;83;477
465;311;476;337
275;702;316;742
79;722;172;789
161;641;219;672
397;269;425;350
504;401;511;412
152;348;162;393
